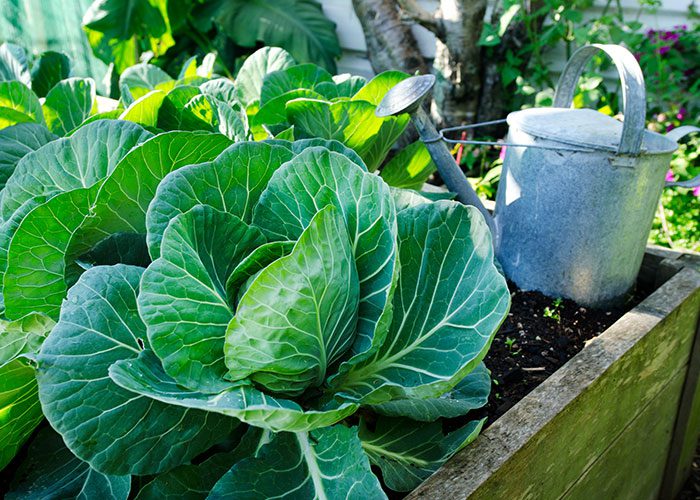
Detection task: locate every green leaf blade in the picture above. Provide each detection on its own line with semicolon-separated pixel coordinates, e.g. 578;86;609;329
225;205;359;396
36;265;236;475
208;426;386;500
140;206;265;392
43;78;97;136
109;349;358;432
333;201;509;404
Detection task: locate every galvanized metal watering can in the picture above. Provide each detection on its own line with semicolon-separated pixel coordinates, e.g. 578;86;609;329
377;44;700;307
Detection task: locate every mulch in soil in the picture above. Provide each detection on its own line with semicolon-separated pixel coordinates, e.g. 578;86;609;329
478;282;647;423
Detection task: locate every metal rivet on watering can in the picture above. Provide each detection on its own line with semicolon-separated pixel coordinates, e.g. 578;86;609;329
379;44;700;308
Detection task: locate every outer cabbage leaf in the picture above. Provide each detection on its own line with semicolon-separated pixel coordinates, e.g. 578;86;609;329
207;426;385;499
372;362;491;421
42;78;97;136
331;201;509;404
118;63;175;105
134;427;267;500
0;312;55;368
36;265;236;475
146;141;293;257
30;51;71;98
351;71;410;106
380;141;436;190
200;78;238;107
3;188;96;319
0;360;44;470
225;206;359;396
2;121;152;319
0;119;152;220
6;427;131;500
91;131;231;237
253;148;396;359
0;123;56;189
286;98;409;171
358;415;484;492
118;89;166;127
109;349;358;433
0;81;44;128
260;63;333;105
139;206;264;392
235;47;296;107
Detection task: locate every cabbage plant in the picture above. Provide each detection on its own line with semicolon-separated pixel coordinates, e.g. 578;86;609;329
21;140;509;498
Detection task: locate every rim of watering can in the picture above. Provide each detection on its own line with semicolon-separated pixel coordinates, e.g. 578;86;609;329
505;108;678;155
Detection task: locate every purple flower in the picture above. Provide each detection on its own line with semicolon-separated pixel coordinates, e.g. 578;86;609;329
666;169;675;182
658;45;671;56
674;24;688;31
693;186;700;197
661;31;679;42
666;123;676;132
677;108;687;121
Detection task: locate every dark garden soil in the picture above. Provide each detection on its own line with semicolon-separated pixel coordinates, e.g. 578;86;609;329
477;283;647;424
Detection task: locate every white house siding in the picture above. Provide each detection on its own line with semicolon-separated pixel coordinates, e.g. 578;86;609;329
321;0;694;77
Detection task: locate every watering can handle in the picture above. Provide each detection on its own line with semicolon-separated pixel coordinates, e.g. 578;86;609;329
553;44;646;157
665;126;700;188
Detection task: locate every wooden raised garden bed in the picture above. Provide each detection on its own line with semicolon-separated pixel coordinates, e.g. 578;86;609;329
409;246;700;500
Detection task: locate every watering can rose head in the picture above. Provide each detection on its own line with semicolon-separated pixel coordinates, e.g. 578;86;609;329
35;140;510;493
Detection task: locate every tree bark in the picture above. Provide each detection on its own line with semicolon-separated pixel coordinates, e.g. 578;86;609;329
351;0;428;75
429;0;486;128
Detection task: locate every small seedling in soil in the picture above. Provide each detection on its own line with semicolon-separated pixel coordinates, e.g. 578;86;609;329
543;297;563;323
504;336;521;355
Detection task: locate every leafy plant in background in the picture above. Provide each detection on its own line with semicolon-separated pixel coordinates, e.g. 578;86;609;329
0;46;508;497
82;0;342;79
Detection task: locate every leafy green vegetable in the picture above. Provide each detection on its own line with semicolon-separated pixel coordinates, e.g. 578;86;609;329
0;47;507;497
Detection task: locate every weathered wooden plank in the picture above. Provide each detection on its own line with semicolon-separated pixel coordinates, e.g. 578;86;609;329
563;369;685;500
409;268;700;499
662;316;700;498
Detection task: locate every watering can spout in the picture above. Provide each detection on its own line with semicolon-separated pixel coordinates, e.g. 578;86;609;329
376;75;498;243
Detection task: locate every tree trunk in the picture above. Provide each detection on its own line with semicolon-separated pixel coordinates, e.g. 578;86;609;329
351;0;428;75
430;0;486;128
